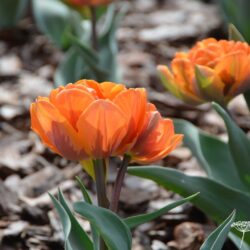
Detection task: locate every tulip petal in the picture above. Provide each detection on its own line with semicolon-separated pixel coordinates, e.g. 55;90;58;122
34;98;87;160
195;65;225;104
113;88;147;152
215;52;250;97
30;102;59;154
53;88;96;129
131;113;183;163
157;65;182;98
99;82;126;100
77;100;128;159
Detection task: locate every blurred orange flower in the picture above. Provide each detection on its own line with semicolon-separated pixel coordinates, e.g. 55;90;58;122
65;0;112;6
158;38;250;106
30;80;182;163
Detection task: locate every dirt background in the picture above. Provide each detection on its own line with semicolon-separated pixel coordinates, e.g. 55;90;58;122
0;0;249;249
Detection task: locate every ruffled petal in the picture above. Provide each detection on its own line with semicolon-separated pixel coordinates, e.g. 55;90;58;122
53;88;96;129
131;113;183;163
33;98;87;160
113;88;147;152
77;99;128;159
195;65;225;104
100;82;126;100
215;52;250;98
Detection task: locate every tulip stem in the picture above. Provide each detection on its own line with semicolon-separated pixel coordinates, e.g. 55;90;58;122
110;154;131;212
94;159;109;250
90;6;98;51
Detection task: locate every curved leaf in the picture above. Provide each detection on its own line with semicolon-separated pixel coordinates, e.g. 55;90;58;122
213;102;250;188
200;210;236;250
32;0;80;49
75;177;99;250
174;119;247;191
128;166;250;245
125;193;199;229
74;202;132;250
50;190;93;250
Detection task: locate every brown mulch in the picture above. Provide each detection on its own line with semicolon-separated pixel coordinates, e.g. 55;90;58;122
0;0;248;249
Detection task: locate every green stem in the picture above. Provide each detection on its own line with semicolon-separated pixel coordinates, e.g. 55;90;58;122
94;159;109;250
110;155;131;212
90;6;98;51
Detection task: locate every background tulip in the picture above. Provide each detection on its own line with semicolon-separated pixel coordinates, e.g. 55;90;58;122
158;38;250;106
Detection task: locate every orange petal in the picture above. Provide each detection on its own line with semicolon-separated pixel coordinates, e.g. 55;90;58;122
171;59;203;104
75;79;104;98
30;102;59;154
131;114;183;163
195;65;225;104
77;100;128;159
99;82;126;100
53;88;96;129
215;52;250;97
113;88;147;152
33;98;87;160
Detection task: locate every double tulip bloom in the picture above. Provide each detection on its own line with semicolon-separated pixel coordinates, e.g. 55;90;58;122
30;80;182;163
158;38;250;106
64;0;112;6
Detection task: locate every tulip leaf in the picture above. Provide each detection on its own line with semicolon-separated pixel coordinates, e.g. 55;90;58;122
33;0;80;49
213;103;250;188
228;23;246;42
0;0;28;29
229;232;250;250
54;46;89;86
124;193;199;229
75;176;99;250
49;191;93;250
80;159;96;180
200;210;236;250
174;119;248;191
128;166;250;244
74;202;132;250
98;4;126;82
219;0;250;43
75;176;93;204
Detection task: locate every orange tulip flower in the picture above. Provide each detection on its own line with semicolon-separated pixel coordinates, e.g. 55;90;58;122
30;80;182;163
65;0;112;6
158;38;250;106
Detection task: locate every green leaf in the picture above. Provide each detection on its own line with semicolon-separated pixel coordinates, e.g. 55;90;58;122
128;166;250;244
219;0;250;43
54;46;88;86
75;176;99;250
98;4;126;82
174;119;247;191
228;23;246;42
125;193;199;229
229;232;250;250
0;0;28;28
32;0;81;49
49;193;72;250
200;210;236;250
74;202;132;250
50;190;94;250
213;102;250;188
75;176;93;204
